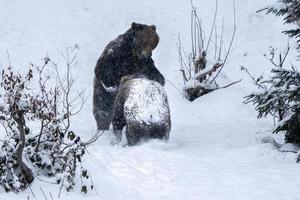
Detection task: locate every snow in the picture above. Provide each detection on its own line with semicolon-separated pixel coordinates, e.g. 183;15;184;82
1;0;300;199
124;78;169;124
280;143;299;152
271;2;289;11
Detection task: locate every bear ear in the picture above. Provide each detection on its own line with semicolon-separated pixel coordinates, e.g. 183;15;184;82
131;22;140;30
150;25;156;31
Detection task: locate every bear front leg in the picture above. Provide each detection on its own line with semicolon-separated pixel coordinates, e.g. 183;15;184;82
93;78;116;130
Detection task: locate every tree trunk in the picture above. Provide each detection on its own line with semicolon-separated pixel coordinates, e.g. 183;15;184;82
15;114;34;184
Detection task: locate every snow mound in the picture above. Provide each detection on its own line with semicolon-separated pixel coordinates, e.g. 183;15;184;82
124;78;169;125
280;143;299;153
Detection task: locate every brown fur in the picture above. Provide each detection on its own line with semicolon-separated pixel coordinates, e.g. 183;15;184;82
131;22;159;59
93;22;164;130
112;74;171;146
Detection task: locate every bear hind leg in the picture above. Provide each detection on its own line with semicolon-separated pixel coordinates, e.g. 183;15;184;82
93;79;116;130
126;124;144;146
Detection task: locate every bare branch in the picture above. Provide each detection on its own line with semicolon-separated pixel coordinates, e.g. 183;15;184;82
196;63;222;82
206;0;218;52
211;0;237;83
219;79;242;89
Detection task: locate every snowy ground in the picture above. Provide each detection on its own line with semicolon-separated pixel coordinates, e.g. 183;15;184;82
1;0;300;199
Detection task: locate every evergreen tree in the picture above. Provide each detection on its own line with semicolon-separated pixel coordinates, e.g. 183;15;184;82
246;1;300;146
245;67;300;144
267;0;300;44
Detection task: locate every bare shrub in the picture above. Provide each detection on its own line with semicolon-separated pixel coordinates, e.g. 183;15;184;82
178;0;238;101
0;47;100;193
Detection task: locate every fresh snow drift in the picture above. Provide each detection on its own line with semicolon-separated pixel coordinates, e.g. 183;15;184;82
0;0;300;199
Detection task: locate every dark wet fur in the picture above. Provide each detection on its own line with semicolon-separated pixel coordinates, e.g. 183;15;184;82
93;22;165;130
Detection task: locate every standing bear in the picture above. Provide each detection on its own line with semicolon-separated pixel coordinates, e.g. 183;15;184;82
93;22;165;130
112;74;171;145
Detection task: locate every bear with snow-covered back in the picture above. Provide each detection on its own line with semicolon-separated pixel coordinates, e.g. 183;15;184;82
93;22;165;130
112;74;171;145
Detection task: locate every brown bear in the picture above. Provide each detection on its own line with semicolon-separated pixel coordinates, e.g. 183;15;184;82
93;22;165;130
112;74;171;145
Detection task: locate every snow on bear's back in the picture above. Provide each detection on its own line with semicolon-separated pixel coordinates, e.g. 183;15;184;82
124;78;170;125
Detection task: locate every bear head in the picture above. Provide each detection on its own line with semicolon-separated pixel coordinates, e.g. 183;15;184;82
131;22;159;59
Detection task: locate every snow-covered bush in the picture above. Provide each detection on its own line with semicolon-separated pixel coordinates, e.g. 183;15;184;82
178;1;237;101
0;48;96;193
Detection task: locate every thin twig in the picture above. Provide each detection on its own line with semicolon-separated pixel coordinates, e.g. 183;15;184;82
84;130;105;147
166;79;183;95
49;192;54;200
241;65;265;89
40;187;48;200
218;18;225;61
256;7;269;13
211;0;236;83
58;177;65;198
206;0;218;52
28;184;36;199
219;79;242;89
